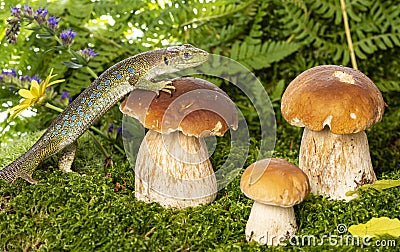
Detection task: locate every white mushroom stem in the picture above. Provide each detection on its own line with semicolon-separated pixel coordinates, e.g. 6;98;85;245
135;130;217;208
246;201;297;246
299;127;377;201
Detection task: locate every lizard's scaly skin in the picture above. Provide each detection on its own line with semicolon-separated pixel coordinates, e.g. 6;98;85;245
0;44;208;184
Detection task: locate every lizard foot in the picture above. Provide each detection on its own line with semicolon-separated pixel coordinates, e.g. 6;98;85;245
136;79;175;96
58;142;77;173
151;79;175;96
20;172;38;184
160;82;176;95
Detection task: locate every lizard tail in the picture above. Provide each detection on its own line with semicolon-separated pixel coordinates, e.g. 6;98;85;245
0;150;42;184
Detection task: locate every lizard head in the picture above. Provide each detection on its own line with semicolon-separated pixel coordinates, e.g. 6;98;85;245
162;44;209;71
144;44;208;80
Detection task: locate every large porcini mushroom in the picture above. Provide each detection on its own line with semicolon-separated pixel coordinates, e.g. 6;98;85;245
281;65;385;201
240;158;310;246
120;77;238;208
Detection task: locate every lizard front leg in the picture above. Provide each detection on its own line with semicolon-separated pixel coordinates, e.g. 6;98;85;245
135;79;176;95
19;167;38;184
58;142;78;173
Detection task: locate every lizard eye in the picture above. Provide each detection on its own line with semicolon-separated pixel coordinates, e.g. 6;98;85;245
164;57;169;65
183;52;191;59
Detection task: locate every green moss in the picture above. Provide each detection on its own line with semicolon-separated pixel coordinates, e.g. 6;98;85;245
1;0;400;250
1;96;399;251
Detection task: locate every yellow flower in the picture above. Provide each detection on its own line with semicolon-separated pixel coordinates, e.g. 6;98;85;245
8;68;65;120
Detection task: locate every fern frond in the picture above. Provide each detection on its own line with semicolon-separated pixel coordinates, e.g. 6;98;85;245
179;1;256;27
350;1;400;60
53;0;94;26
230;40;300;70
245;1;270;45
310;0;342;25
375;80;400;93
354;33;400;59
277;0;400;65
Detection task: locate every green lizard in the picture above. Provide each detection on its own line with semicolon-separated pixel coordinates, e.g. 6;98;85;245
0;44;208;184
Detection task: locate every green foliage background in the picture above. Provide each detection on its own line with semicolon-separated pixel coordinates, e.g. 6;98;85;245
0;0;399;251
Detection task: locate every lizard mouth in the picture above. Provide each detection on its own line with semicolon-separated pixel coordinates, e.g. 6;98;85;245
176;53;209;69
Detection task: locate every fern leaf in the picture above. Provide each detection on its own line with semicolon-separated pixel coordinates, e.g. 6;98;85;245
230;40;300;71
375;80;400;93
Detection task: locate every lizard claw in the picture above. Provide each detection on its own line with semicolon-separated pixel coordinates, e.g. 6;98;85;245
137;79;176;96
161;84;176;95
20;172;38;184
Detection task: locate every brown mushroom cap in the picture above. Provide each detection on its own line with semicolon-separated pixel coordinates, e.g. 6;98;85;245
281;65;385;134
120;77;238;137
240;158;310;207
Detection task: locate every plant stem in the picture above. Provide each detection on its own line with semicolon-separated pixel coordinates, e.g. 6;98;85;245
53;34;63;47
87;130;111;161
45;102;63;113
85;66;99;79
60;40;98;79
90;126;124;154
113;141;125;154
340;0;358;70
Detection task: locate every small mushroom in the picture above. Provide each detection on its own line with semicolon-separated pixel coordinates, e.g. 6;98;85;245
281;65;385;201
240;158;310;246
120;77;238;208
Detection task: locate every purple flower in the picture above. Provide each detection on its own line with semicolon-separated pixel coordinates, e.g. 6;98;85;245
22;5;33;17
61;91;70;100
34;7;48;25
19;74;41;83
108;124;114;133
47;16;59;29
77;48;98;61
116;126;122;135
2;69;17;77
35;7;48;17
20;75;31;82
30;75;41;83
60;28;77;47
0;69;18;85
10;7;21;17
